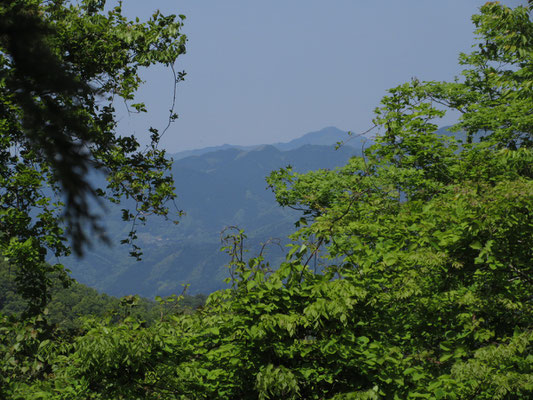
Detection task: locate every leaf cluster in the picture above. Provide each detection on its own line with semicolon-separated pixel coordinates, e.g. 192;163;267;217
0;0;186;314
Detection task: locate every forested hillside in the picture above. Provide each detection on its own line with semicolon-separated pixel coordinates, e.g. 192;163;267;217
0;1;531;399
0;259;206;330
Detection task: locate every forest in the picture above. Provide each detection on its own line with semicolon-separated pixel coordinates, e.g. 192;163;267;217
0;0;531;399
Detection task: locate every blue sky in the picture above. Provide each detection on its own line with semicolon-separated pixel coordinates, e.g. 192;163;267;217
116;0;528;152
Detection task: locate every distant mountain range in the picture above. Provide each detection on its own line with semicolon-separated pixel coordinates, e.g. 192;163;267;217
171;126;371;159
66;127;372;297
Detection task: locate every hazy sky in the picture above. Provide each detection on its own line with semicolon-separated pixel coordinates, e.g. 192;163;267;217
116;0;528;152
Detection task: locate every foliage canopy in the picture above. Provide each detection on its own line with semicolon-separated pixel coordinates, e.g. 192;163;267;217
0;0;186;315
0;1;531;399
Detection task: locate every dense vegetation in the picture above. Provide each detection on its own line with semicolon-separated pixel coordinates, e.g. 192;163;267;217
0;1;531;399
0;0;186;317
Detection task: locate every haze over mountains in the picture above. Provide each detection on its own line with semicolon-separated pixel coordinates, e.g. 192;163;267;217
67;127;371;297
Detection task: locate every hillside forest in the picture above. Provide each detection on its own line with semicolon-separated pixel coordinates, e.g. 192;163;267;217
0;1;532;399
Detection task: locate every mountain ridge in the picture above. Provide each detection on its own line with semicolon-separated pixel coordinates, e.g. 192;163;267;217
171;126;364;160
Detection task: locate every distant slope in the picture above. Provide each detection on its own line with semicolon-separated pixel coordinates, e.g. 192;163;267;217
66;128;365;298
66;126;467;297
